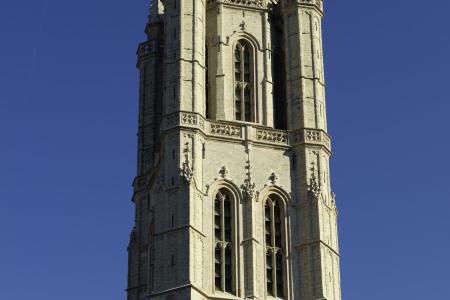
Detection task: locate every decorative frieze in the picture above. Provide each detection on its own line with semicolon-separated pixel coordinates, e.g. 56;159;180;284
161;113;331;149
210;123;242;138
256;128;288;145
181;112;197;126
207;0;264;9
291;128;331;151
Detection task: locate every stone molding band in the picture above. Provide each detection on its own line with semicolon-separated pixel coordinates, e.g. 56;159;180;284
206;0;324;12
162;111;332;151
207;0;264;9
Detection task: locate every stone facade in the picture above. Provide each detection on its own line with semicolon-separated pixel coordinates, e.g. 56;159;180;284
127;1;341;300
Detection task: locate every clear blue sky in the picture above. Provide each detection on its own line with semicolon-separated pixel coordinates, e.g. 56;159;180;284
0;1;449;299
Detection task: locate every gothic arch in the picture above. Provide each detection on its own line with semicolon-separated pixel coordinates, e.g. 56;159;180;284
259;185;292;299
231;36;258;123
228;32;262;52
258;185;291;207
208;179;242;295
207;179;243;202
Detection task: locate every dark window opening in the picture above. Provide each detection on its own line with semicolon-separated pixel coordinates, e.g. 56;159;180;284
270;6;287;130
205;45;210;119
234;40;254;122
214;189;235;294
265;195;285;298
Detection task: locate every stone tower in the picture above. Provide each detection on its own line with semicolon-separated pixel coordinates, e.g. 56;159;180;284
127;0;341;299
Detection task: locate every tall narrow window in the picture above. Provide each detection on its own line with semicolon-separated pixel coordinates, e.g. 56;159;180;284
205;45;210;119
234;40;253;122
214;189;234;294
265;195;285;298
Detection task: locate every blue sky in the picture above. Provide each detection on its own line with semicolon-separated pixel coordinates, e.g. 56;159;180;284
0;0;449;299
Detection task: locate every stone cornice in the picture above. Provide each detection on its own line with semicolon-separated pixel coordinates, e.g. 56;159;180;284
160;111;332;152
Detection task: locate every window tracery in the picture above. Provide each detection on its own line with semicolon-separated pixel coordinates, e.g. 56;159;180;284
214;188;235;294
205;44;210;119
265;194;285;298
234;40;254;122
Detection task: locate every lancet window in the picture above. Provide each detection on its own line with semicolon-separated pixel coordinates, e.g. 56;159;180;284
265;195;285;298
205;44;210;119
214;189;234;293
234;40;253;122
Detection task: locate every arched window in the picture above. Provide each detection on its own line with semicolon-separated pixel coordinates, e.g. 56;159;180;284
205;44;210;119
265;194;285;298
214;189;234;293
234;40;253;122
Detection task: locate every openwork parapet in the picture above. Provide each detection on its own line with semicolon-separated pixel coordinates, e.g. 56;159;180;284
207;0;264;9
291;128;331;150
161;112;331;151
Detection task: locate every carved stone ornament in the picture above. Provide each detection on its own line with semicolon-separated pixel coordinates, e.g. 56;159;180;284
268;172;279;185
180;142;194;183
240;21;246;31
308;164;321;199
181;161;193;183
210;123;241;138
218;166;229;179
215;240;230;250
212;0;264;9
241;160;257;200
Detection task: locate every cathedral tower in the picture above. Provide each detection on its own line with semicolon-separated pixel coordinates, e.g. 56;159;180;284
127;1;341;299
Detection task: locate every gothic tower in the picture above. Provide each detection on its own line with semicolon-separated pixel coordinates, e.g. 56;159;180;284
127;1;341;299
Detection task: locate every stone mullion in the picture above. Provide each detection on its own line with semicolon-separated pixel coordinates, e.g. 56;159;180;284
221;245;226;292
271;250;277;297
240;46;246;121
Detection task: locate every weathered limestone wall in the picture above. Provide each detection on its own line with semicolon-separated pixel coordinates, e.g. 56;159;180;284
206;3;274;126
128;1;342;300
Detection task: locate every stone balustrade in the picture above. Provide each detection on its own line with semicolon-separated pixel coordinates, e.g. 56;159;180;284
206;0;264;9
161;111;331;151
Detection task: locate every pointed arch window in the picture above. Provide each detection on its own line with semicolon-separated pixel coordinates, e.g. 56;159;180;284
214;189;235;294
234;40;253;122
265;195;285;298
205;44;210;119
